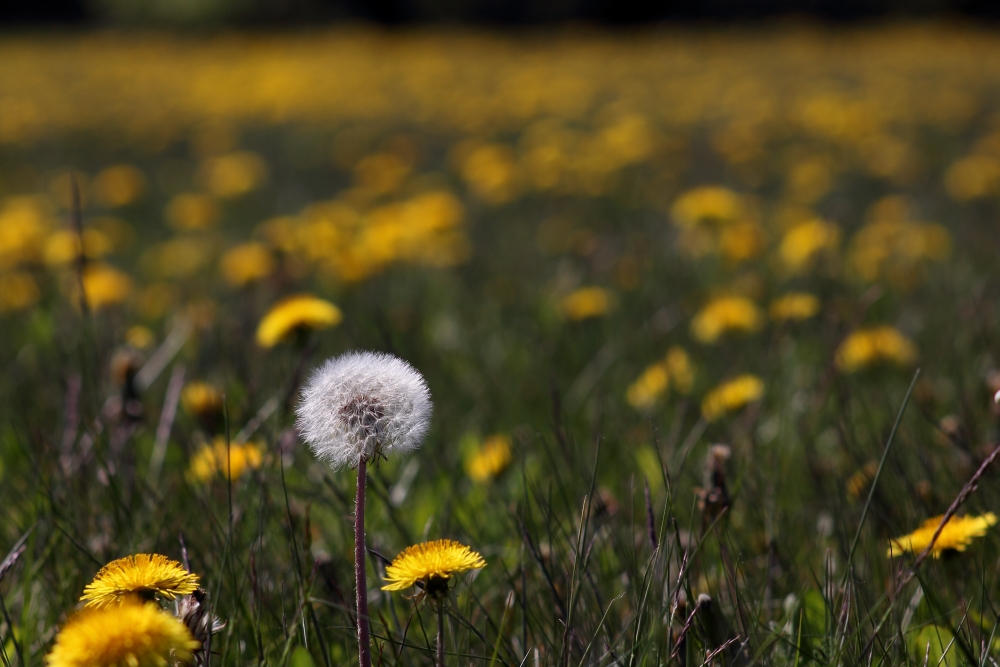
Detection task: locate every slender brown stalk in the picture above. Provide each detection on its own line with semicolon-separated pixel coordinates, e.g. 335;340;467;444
436;595;445;667
355;458;372;667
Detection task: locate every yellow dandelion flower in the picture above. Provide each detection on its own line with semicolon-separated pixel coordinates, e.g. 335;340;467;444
670;186;743;228
180;382;224;418
465;434;513;482
44;228;112;266
943;154;1000;201
664;346;694;395
200;151;268;199
139;236;217;281
165;193;220;231
80;554;199;608
887;513;997;558
769;292;820;323
92;165;147;208
847;219;951;285
718;220;765;264
382;539;486;594
835;326;917;373
353;152;412;195
691;296;762;344
47;602;199;667
560;287;613;321
846;460;878;500
219;242;275;287
0;271;41;313
778;219;840;273
256;294;342;348
80;263;132;310
701;375;764;422
457;143;518;205
626;363;669;411
125;325;155;351
0;195;54;268
187;438;264;483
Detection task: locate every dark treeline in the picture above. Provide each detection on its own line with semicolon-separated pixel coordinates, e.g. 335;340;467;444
5;0;1000;26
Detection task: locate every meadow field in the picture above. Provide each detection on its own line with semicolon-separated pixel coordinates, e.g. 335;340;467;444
2;23;1000;666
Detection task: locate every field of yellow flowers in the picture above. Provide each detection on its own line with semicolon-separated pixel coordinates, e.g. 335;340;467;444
2;23;1000;666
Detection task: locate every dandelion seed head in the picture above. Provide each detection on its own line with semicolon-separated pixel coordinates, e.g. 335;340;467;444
296;351;432;470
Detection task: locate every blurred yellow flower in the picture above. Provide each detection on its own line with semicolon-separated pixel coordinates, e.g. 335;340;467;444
718;220;765;263
134;282;179;321
46;602;198;667
626;363;669;411
671;186;743;228
887;513;997;558
43;228;112;266
200;151;268;198
701;375;764;421
188;437;264;482
691;296;762;343
626;345;695;411
769;292;820;322
124;325;155;350
165;193;220;230
944;154;1000;200
181;382;224;418
847;219;951;284
0;271;40;313
257;215;302;254
140;236;216;280
219;242;275;287
88;216;135;252
256;294;342;347
81;554;199;608
457;143;518;204
80;263;132;310
382;539;486;594
597;114;654;166
846;460;878;500
353;152;412;195
786;158;833;204
92;164;147;208
465;434;513;482
560;287;613;321
835;326;917;372
665;346;694;394
0;196;53;269
778;218;840;273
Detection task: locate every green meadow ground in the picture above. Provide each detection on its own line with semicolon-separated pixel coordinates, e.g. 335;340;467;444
2;25;1000;667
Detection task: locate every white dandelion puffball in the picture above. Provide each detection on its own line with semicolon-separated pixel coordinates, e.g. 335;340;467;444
296;351;432;470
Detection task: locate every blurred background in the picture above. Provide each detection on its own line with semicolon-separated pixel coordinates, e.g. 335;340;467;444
6;0;1000;25
4;2;1000;666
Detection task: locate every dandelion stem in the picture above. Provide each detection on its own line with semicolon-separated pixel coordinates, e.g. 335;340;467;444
436;595;445;667
356;458;372;667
